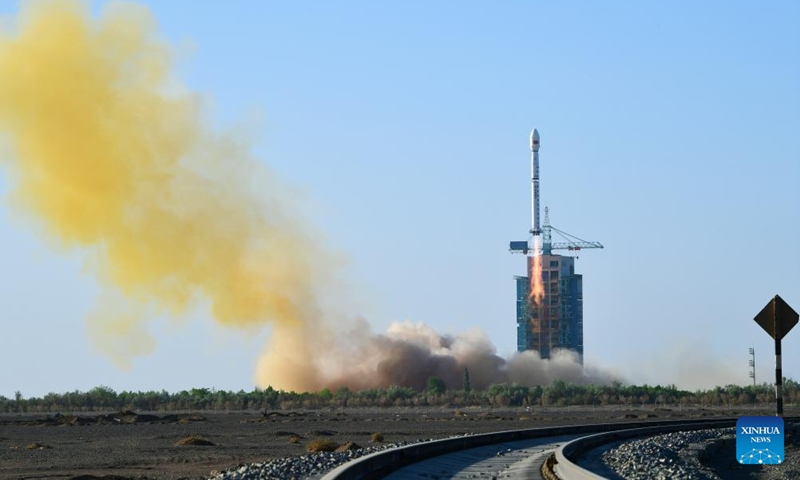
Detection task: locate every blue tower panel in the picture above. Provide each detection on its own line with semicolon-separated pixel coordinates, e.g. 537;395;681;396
515;276;530;352
559;273;583;363
514;253;586;363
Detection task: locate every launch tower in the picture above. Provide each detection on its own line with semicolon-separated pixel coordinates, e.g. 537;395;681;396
509;129;602;363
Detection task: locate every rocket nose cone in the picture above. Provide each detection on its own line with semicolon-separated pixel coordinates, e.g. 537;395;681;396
530;128;540;151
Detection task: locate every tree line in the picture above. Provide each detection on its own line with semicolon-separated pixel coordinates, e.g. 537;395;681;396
3;377;798;413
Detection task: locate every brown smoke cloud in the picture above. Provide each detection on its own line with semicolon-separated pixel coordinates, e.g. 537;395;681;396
0;0;618;390
257;320;618;391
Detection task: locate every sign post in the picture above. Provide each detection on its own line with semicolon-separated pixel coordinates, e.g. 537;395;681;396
754;295;799;417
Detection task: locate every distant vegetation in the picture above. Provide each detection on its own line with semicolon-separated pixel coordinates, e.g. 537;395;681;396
2;379;798;413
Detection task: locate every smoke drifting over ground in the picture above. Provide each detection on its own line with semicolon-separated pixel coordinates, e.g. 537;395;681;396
257;320;618;392
0;0;618;391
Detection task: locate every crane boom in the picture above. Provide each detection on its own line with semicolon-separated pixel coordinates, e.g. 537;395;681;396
541;207;602;255
507;206;603;255
549;241;604;251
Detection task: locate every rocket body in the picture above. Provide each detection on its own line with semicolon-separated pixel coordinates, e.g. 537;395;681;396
530;129;541;236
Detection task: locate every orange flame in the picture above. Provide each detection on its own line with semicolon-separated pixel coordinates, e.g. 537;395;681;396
529;237;544;305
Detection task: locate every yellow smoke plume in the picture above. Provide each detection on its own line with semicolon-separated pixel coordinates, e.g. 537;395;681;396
0;1;617;390
0;0;326;369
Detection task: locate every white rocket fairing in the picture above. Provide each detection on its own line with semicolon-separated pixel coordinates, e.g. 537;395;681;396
530;128;541;236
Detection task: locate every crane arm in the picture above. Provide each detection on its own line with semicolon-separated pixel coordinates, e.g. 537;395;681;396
547;225;603;251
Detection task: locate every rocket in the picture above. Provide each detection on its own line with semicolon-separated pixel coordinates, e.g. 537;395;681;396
530;128;541;236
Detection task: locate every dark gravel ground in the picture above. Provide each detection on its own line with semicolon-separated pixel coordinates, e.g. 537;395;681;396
0;406;781;480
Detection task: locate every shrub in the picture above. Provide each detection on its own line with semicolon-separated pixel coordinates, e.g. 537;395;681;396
306;439;339;452
26;443;52;450
427;376;446;395
175;435;214;446
370;432;384;443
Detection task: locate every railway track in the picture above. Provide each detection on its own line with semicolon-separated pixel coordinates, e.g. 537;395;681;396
382;433;582;479
321;417;794;480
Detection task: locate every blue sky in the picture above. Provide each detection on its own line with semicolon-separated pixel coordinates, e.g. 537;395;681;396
1;1;798;397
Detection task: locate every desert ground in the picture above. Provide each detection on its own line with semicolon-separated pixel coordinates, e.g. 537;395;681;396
0;406;786;480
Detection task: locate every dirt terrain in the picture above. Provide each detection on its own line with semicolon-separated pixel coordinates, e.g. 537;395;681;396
0;406;775;480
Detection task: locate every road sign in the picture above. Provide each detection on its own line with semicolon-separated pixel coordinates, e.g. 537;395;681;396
753;295;798;417
754;295;798;340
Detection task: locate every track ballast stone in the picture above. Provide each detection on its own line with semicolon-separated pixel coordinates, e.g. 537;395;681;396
601;427;731;480
208;436;468;480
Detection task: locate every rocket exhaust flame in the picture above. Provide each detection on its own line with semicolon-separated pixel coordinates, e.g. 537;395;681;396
529;237;544;304
0;1;619;390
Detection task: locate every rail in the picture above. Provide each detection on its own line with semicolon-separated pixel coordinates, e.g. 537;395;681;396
321;417;739;480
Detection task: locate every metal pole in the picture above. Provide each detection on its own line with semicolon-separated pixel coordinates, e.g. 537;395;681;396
776;336;783;417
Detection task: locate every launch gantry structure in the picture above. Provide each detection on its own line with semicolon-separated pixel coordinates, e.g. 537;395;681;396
508;128;603;256
508;128;603;361
539;206;603;255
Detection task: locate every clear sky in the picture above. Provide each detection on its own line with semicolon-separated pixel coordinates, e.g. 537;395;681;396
0;0;798;398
